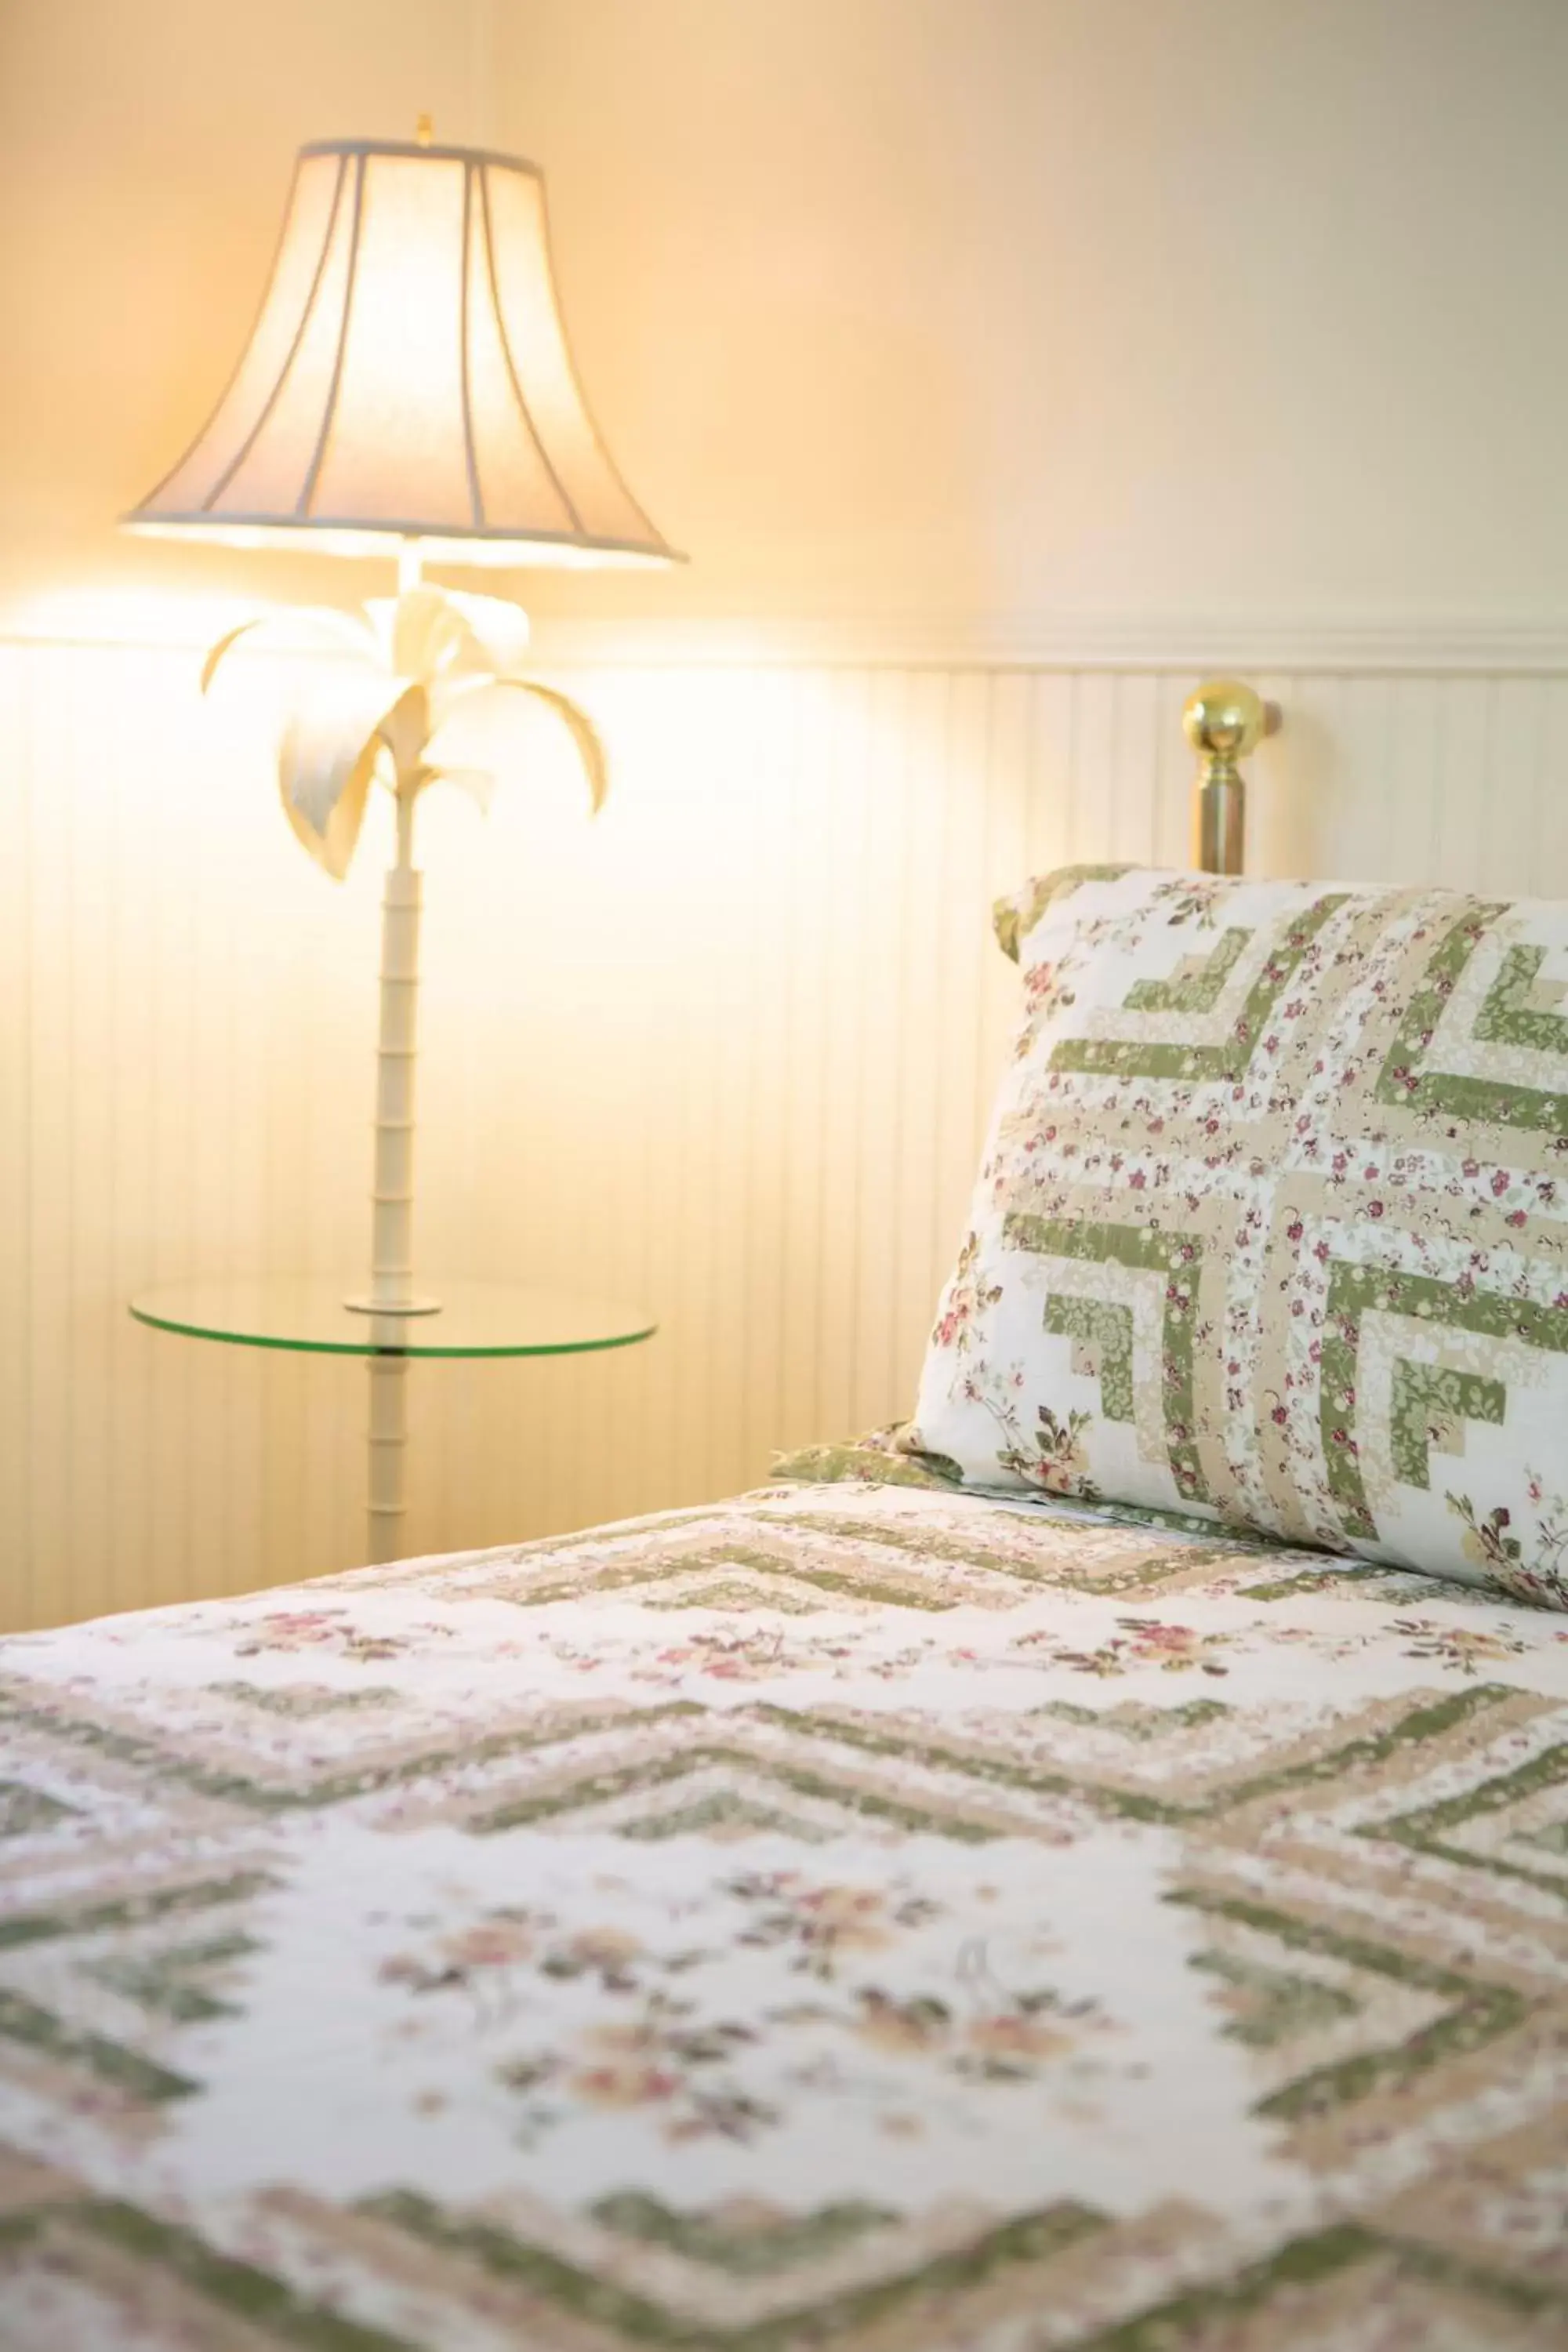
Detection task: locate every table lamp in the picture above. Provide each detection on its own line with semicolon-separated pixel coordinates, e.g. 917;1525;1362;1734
124;122;678;1556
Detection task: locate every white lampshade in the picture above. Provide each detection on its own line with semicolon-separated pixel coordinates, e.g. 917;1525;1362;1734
125;137;678;569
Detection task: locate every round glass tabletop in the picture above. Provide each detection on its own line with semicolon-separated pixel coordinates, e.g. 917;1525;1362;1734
129;1277;657;1359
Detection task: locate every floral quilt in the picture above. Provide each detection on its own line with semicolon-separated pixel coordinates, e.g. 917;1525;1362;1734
2;1474;1567;2349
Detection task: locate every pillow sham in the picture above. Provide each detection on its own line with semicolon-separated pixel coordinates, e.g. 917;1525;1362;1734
908;864;1568;1608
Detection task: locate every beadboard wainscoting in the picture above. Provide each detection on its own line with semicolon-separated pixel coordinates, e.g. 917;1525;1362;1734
2;632;1567;1629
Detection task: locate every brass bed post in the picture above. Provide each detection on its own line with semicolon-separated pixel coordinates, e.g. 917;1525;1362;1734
1183;680;1281;874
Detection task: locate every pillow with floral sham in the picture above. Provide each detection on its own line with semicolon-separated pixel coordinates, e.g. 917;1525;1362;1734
907;864;1568;1609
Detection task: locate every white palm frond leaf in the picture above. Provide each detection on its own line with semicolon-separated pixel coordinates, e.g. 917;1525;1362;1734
201;587;606;877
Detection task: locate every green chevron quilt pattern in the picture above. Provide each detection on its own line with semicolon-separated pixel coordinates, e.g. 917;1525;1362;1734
911;866;1568;1606
2;1476;1568;2349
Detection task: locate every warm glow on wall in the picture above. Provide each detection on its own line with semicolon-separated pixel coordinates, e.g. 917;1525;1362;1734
6;586;293;648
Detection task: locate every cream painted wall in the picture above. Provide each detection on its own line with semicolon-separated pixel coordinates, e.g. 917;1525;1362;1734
499;0;1568;633
0;0;492;617
5;0;1567;633
3;2;1568;1629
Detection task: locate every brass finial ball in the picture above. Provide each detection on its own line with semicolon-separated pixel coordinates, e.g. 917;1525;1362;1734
1182;680;1272;764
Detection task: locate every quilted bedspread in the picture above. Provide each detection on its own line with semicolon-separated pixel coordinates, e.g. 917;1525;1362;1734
1;1476;1566;2350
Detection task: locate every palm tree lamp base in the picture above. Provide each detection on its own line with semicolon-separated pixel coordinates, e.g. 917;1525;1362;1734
201;554;611;1570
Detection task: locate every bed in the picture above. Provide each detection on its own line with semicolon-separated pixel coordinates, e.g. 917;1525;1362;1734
2;1468;1566;2348
5;686;1568;2350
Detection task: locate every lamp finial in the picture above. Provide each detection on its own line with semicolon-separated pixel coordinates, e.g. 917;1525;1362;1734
415;113;433;147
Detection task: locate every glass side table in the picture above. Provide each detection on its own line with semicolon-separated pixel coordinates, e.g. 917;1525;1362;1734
130;1278;656;1566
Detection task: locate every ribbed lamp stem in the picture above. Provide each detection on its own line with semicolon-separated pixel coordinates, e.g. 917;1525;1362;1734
370;848;421;1308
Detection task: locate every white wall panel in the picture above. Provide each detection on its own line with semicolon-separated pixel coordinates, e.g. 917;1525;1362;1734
3;635;1567;1628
